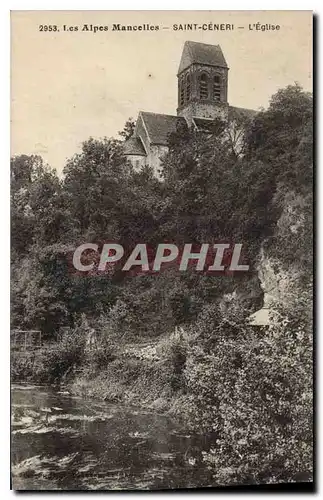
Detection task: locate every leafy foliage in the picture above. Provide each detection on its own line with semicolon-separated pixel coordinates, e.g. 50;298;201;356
11;85;313;485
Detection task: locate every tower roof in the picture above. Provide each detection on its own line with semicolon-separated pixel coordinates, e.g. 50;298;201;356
178;41;228;75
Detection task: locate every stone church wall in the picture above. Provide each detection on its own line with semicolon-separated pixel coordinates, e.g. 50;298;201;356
127;155;147;172
147;144;168;178
179;101;229;126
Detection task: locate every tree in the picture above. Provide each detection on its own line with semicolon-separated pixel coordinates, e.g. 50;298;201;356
118;118;136;141
168;84;313;485
11;155;62;254
180;282;312;484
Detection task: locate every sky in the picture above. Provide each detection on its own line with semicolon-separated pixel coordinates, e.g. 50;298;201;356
11;10;312;174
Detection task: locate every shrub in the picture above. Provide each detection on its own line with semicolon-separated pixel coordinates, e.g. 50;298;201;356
171;284;313;485
11;352;35;381
85;345;116;374
34;327;86;384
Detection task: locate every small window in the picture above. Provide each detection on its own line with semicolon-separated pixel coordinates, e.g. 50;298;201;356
199;73;209;100
185;75;191;102
213;75;221;102
135;159;140;170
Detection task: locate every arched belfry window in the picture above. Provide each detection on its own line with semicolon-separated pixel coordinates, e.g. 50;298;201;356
185;75;191;102
213;75;221;102
179;77;185;106
199;73;209;100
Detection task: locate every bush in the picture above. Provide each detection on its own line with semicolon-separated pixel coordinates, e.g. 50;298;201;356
34;328;86;384
11;352;35;381
85;345;116;374
170;285;313;485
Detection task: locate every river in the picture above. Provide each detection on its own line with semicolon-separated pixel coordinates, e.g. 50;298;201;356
11;384;214;491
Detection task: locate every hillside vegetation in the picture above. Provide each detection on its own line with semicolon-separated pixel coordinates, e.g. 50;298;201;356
11;85;313;485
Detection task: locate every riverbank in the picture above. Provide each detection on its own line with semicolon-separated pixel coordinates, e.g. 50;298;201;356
11;331;188;418
69;358;178;413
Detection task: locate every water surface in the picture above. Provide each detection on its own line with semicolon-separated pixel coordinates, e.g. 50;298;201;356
11;384;213;490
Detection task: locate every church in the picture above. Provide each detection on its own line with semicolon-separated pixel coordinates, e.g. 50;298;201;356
124;40;255;176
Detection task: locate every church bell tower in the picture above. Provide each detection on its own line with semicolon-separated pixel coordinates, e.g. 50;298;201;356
177;41;229;126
